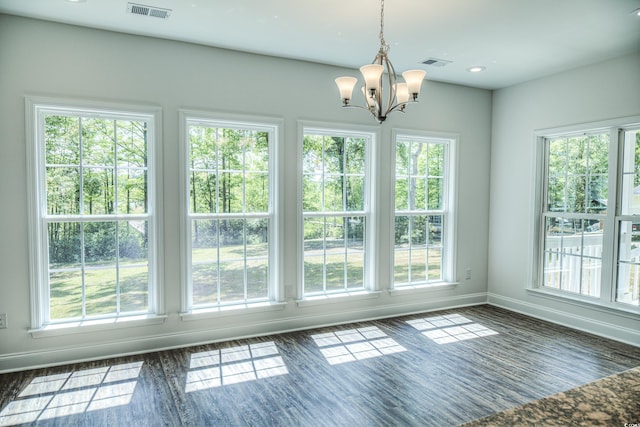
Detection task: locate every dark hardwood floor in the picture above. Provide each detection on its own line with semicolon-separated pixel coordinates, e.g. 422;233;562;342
1;305;638;426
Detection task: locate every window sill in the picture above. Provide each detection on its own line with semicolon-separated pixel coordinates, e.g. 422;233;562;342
180;301;287;322
29;314;168;339
388;282;458;296
527;288;640;319
296;290;381;308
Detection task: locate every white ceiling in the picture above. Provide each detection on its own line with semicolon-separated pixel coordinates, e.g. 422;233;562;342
1;0;639;89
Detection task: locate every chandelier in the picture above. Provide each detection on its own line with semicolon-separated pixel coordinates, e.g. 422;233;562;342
335;0;426;124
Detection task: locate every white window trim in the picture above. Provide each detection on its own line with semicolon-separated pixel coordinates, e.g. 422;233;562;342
178;110;283;314
390;129;459;290
530;115;640;315
25;96;164;332
297;121;379;301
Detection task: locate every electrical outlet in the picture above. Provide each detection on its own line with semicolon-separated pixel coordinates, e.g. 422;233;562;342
465;268;472;280
0;313;7;329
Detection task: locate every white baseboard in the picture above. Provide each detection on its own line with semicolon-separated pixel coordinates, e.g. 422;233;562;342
0;293;488;373
487;293;640;347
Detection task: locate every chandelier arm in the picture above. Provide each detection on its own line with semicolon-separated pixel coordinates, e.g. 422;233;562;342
383;56;397;116
341;104;386;124
386;102;409;115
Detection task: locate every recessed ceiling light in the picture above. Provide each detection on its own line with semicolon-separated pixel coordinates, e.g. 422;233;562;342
467;66;486;73
66;0;86;3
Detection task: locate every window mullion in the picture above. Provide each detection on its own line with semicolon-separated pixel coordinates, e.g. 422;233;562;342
603;128;622;303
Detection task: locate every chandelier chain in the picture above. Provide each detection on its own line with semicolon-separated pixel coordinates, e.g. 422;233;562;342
379;0;389;52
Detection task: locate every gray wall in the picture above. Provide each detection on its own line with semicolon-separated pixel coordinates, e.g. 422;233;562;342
0;15;492;372
488;52;640;344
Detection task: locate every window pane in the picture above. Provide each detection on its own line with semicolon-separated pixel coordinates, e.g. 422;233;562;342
587;174;607;214
542;217;602;297
302;136;323;175
219;261;245;302
190;171;218;214
303;216;366;294
324;137;344;175
411;216;428;246
218;218;245;303
83;168;115;215
428;178;443;210
119;220;149;312
218;172;243;213
191;220;219;306
345;138;365;174
46;167;80;215
394;214;443;287
395;177;409;211
188;217;271;306
116;120;148;168
346;176;364;211
48;222;82;320
49;270;83;320
304;256;324;294
617;220;640;306
303;175;322;212
346;217;364;289
394;248;410;285
324;176;344;212
429;215;443;246
547;134;609;214
547;175;566;212
118;169;147;214
45;116;80;165
85;267;117;316
246;219;269;299
410;247;427;282
566;175;586;213
621;130;640;215
120;266;149;312
189;126;218;170
428;247;442;281
428;144;444;177
547;138;567;212
82;118;115;166
245;172;268;212
246;132;269;172
84;222;117;264
48;222;82;268
413;176;427;210
567;136;587;176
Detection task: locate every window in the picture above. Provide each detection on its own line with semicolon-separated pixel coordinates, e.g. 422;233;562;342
541;132;609;298
300;126;373;297
393;133;455;287
616;128;640;306
181;112;279;311
536;118;640;310
27;98;161;328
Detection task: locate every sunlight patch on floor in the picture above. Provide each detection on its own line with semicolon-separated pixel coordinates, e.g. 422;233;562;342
311;326;406;365
185;341;288;393
407;314;498;344
0;362;143;426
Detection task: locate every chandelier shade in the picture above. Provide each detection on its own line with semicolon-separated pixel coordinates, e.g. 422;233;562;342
334;0;427;123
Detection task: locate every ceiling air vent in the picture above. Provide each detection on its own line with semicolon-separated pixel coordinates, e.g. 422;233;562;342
127;3;172;19
421;58;452;67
